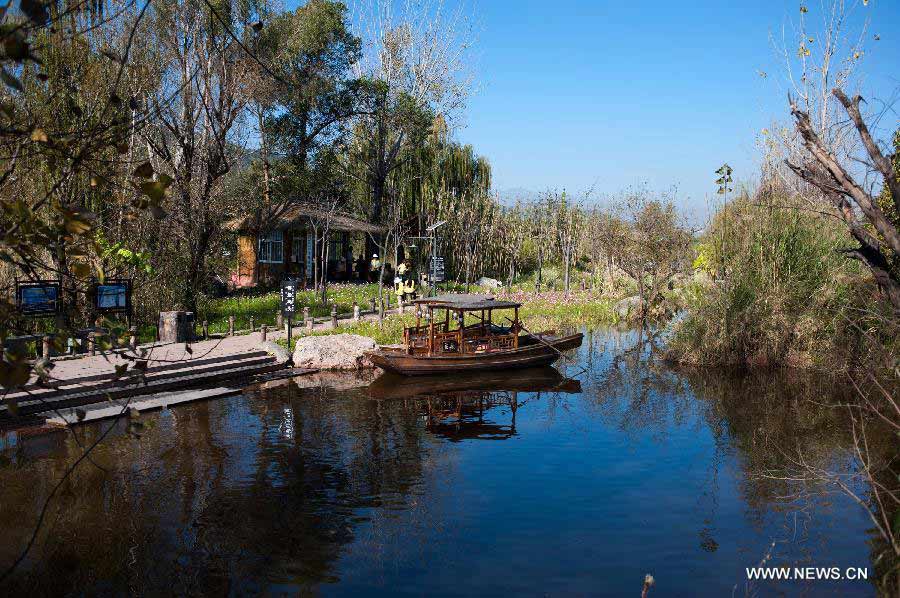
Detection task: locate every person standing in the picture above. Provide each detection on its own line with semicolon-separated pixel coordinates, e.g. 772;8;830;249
369;253;381;283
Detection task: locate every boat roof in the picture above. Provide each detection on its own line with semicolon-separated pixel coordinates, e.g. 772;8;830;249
412;294;521;311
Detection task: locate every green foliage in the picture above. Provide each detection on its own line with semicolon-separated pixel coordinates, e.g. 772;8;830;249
96;233;154;275
668;193;873;368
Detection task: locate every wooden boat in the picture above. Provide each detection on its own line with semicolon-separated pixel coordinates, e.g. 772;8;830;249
365;294;583;376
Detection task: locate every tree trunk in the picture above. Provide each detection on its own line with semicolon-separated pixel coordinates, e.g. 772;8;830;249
320;228;330;305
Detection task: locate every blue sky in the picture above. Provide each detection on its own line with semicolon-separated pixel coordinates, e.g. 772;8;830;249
453;0;900;220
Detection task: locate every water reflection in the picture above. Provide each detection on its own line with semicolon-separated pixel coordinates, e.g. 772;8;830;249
0;327;890;596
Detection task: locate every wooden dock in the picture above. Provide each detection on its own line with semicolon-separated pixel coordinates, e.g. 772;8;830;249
1;333;314;427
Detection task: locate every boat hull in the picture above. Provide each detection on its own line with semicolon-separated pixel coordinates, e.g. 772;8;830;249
366;333;584;376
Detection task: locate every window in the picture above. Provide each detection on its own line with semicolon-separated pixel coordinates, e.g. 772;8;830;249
291;232;303;263
258;230;283;264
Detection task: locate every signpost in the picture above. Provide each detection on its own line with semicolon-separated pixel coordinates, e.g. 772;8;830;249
16;281;60;316
281;279;297;340
430;256;445;283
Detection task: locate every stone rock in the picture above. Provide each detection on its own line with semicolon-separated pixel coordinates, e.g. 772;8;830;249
292;334;377;370
258;340;291;364
614;296;642;319
476;277;502;289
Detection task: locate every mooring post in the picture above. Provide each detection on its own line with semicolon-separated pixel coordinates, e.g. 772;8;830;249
276;311;284;329
369;297;376;313
202;320;209;340
353;302;360;322
331;304;338;329
249;316;255;332
129;326;137;350
228;315;235;336
260;324;267;342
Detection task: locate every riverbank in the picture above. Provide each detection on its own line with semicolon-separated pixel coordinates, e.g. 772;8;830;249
271;288;628;350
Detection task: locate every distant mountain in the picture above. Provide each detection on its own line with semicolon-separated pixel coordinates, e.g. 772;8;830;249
494;187;541;206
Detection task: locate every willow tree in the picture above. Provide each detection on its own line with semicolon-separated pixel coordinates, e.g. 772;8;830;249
347;0;475;233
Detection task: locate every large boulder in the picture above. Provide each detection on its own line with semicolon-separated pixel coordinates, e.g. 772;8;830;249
292;334;377;370
476;277;502;289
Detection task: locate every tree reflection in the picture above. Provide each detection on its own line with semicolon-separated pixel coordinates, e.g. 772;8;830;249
579;327;897;594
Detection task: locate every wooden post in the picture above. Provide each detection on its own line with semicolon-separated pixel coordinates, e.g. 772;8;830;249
202;320;209;340
276;312;284;329
42;334;51;360
303;306;310;329
513;307;519;348
228;315;235;336
398;296;404;314
428;307;435;355
260;324;268;342
369;297;376;313
378;300;385;327
331;303;338;329
457;309;464;353
306;317;313;332
249;316;255;332
129;327;137;350
88;331;96;356
353;302;360;322
386;293;391;309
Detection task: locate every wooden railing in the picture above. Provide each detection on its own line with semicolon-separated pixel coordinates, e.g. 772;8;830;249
403;322;518;355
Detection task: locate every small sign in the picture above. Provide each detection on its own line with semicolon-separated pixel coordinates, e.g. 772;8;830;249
430;256;445;283
281;279;297;318
16;281;60;316
95;279;131;314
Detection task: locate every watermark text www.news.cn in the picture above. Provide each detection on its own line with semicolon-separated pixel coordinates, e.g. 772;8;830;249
746;567;868;581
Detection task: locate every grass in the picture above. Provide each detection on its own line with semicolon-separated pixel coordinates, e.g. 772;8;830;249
274;288;622;351
665;194;879;369
196;283;384;335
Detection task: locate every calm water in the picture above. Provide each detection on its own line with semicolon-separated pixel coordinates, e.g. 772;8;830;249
0;328;885;596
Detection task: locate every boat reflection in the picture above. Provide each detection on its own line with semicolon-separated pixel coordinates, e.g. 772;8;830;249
367;366;581;400
367;366;582;442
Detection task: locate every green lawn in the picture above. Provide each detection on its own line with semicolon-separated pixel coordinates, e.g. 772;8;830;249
274;288;623;350
197;283;385;335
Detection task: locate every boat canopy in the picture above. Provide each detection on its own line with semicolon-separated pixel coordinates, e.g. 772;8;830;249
411;294;521;311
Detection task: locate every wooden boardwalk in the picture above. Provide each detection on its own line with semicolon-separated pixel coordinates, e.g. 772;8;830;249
0;304;402;427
